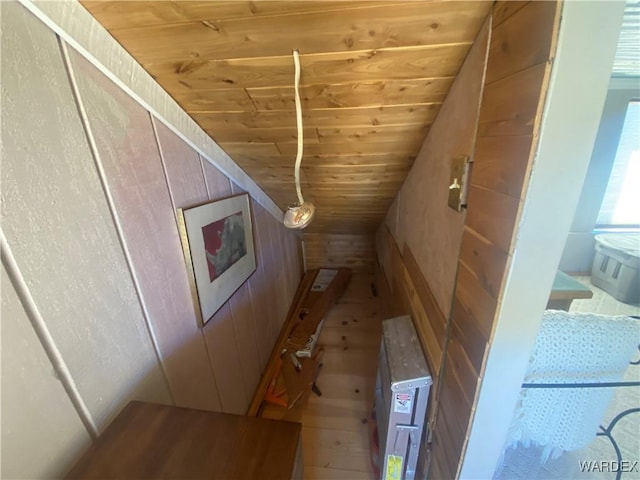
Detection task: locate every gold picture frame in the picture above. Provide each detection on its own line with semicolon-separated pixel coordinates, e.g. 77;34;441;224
177;194;256;326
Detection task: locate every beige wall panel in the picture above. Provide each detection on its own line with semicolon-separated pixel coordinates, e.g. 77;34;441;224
68;49;220;411
227;283;262;397
246;204;279;368
1;269;92;479
393;18;490;316
229;185;274;370
152;118;226;410
202;303;249;415
203;157;233;199
252;202;281;341
266;213;291;330
1;3;170;431
153;118;209;208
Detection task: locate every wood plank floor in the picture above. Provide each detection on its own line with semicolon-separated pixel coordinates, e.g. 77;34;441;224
302;273;389;479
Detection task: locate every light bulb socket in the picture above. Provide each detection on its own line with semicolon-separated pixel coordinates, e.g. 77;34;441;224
284;202;315;229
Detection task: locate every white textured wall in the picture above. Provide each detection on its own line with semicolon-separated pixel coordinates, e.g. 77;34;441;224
1;2;171;476
1;2;303;478
0;268;92;479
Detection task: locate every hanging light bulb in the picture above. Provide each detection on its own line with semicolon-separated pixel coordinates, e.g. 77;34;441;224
284;50;315;229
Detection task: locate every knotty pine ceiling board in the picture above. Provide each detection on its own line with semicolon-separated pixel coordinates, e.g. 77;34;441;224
81;0;493;233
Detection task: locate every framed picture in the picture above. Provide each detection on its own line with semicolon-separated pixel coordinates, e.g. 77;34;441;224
177;194;256;325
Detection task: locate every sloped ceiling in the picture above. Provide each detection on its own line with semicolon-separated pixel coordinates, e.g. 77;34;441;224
81;1;492;233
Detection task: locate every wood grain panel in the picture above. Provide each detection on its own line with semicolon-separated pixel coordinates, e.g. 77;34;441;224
234;153;416;168
450;298;488;373
403;245;447;346
81;1;394;30
464;185;520;252
66;401;302;480
205;125;319;144
196;104;441;129
303;233;375;273
485;1;557;85
150;44;472;92
277;140;419;157
170;88;254;113
392;15;491;319
247;78;453;111
430;434;455;480
81;0;494;234
458;227;508;299
471;135;533;198
399;260;442;375
105;2;489;64
453;262;497;339
477;62;548;137
438;2;560;476
492;1;530;28
244;165;412;179
317;124;430;144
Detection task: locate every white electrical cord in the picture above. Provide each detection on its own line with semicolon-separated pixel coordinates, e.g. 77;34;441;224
293;50;304;206
284;50;315;229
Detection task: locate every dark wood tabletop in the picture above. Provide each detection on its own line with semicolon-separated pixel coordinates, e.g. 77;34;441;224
66;401;301;480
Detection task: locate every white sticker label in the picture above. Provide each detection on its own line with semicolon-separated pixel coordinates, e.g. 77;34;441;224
393;392;412;414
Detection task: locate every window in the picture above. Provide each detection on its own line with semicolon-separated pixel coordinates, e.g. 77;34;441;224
596;100;640;229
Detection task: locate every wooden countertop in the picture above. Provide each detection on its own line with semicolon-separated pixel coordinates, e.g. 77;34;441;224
66;401;301;480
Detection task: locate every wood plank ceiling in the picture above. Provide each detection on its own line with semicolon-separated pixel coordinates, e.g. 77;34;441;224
81;1;492;233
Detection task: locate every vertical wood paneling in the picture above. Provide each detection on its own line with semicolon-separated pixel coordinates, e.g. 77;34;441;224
246;201;278;370
388;15;491;318
485;1;557;85
228;284;262;398
202;303;249;415
303;233;376;273
375;3;561;475
1;268;92;479
1;2;170;437
69;48;220;412
438;2;561;477
151;118;224;411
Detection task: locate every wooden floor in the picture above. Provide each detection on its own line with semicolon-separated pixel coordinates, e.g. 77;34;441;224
301;273;389;479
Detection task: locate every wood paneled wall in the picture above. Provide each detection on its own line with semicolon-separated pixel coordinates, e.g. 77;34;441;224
376;2;561;478
303;233;376;273
376;13;490;477
2;4;301;477
440;2;560;477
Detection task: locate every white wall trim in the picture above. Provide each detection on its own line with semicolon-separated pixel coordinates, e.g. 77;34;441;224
458;1;626;478
18;0;284;223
